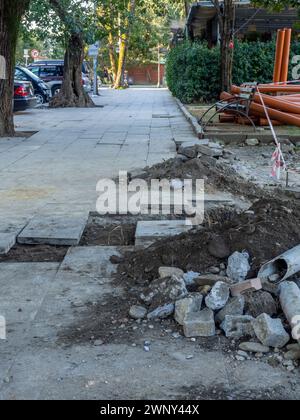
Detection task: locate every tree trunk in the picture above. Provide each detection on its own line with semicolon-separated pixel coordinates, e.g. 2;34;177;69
213;0;235;93
108;32;117;84
113;0;135;90
50;32;94;108
0;0;30;137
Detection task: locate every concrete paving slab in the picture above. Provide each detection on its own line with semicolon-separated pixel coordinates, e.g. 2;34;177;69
135;220;193;247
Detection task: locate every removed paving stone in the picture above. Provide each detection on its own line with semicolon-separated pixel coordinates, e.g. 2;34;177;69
129;305;148;320
205;281;230;311
239;342;270;354
175;293;203;325
159;266;184;279
226;251;250;283
0;232;18;255
135;220;193;248
252;314;290;349
215;296;245;324
147;303;175;320
18;208;89;246
183;308;216;338
221;315;255;339
140;275;188;306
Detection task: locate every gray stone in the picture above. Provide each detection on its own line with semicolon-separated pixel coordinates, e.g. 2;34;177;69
198;145;223;157
183;308;216;338
239;342;270;354
198;154;217;167
209;266;220;275
135;220;193;248
208;236;230;259
178;145;198;159
147;303;175;320
140;275;188;305
129;305;147;320
175;154;189;163
0;232;17;254
226;251;250;283
205;281;230;311
246;138;259;146
159;266;184;280
215;296;245;324
174;293;203;325
252;314;290;349
221;315;255;339
244;291;277;318
284;349;300;361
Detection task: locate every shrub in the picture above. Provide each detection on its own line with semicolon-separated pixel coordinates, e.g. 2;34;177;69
166;39;300;103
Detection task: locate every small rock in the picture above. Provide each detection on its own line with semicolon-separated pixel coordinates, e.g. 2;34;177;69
235;356;246;361
209;266;220;275
284;349;300;361
221;315;255;339
159;266;184;279
174;293;203;325
140;275;188;305
252;314;290;349
183;271;200;286
129;305;147;320
215;296;245;324
147;303;175;320
226;251;250;283
110;255;124;265
205;281;230;311
239;342;270;354
183;308;216;338
208;236;231;259
246;138;260;146
237;350;248;358
186;355;194;360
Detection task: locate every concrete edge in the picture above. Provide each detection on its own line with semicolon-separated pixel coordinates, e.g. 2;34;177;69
175;98;204;139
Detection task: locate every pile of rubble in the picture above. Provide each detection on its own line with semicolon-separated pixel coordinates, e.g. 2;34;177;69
128;247;300;371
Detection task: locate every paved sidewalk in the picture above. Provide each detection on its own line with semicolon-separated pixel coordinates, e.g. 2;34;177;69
0;88;193;225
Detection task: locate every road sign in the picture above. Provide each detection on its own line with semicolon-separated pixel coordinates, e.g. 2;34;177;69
24;49;29;58
88;42;100;57
31;49;39;59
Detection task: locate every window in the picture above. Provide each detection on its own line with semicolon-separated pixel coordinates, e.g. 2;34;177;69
39;66;59;78
14;68;29;81
29;67;40;76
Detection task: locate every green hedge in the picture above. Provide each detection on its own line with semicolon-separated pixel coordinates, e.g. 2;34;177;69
166;40;300;103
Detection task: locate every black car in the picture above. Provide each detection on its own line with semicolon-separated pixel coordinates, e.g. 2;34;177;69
14;81;38;112
15;66;51;105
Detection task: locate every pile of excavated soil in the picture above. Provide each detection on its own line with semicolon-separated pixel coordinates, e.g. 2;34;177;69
140;157;279;200
118;198;300;285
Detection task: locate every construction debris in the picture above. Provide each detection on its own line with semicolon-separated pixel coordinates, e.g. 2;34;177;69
252;314;290;349
280;281;300;343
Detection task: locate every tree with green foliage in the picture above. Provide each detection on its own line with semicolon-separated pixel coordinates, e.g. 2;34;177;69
0;0;31;137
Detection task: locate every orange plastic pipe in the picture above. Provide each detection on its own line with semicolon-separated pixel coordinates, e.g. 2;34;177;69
253;93;300;114
273;30;286;83
231;84;300;94
250;102;300;127
280;28;292;83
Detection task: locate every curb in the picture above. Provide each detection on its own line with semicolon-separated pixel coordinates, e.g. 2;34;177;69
175;98;204;139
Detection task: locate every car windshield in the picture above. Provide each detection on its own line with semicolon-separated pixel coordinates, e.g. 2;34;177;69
16;66;41;82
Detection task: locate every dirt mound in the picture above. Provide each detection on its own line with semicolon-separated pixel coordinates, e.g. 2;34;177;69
141;156;270;200
118;198;300;285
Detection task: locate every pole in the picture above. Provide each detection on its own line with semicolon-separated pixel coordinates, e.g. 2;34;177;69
157;45;161;88
93;0;98;96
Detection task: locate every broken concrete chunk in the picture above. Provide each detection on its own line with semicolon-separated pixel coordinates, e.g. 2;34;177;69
221;315;255;339
147;303;175;320
129;305;147;320
280;281;300;344
183;271;200;286
252;314;290;349
178;145;198;159
239;342;270;354
205;281;230;311
230;278;262;297
215;296;245;324
140;275;188;305
198;145;223;157
174;293;203;325
227;251;250;283
244;291;277;318
159;266;184;280
183;308;216;338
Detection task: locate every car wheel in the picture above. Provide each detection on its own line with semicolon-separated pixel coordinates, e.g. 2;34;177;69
52;86;61;97
35;94;45;105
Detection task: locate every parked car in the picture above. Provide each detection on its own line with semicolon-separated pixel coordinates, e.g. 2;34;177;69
28;60;93;96
15;66;51;105
13;81;37;112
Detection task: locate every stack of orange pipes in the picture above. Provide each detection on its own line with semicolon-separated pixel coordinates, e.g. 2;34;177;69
217;28;300;128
